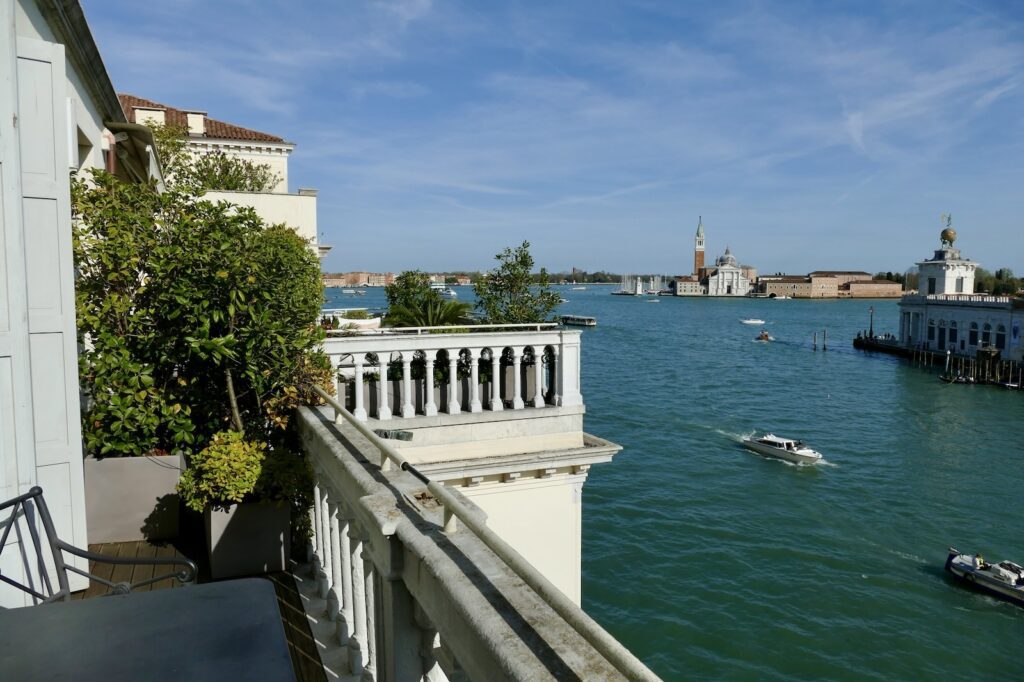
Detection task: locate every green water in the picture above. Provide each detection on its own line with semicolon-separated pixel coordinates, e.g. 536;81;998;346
324;286;1023;679
572;290;1024;680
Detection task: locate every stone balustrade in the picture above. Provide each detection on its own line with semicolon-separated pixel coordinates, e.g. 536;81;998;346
298;402;658;681
323;326;582;423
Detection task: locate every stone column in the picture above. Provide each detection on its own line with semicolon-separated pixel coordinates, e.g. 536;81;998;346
468;348;482;413
377;361;391;420
414;605;446;682
424;355;438;417
447;352;461;414
490;350;503;411
401;354;415;418
353;357;367;421
533;348;545;407
511;347;525;410
360;543;378;682
348;529;366;674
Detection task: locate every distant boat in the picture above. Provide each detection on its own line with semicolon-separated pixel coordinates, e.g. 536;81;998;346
561;314;597;327
756;330;773;342
946;548;1024;607
560;298;569;303
741;318;765;325
612;275;644;296
772;295;792;300
742;433;823;465
571;286;587;291
646;298;660;303
430;283;458;298
341;289;356;294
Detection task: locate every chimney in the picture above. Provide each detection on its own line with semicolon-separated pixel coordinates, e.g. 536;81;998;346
186;112;206;136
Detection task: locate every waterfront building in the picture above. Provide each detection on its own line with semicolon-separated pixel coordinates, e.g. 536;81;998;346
706;247;752;296
119;94;330;259
897;227;1022;360
757;272;901;298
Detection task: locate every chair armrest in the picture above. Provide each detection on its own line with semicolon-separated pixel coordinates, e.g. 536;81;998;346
57;541;198;594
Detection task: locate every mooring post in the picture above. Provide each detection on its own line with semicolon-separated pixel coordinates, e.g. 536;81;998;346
822;329;827;351
813;332;817;351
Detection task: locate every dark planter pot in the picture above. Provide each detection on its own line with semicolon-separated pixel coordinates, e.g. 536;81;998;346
204;502;290;579
84;454;182;543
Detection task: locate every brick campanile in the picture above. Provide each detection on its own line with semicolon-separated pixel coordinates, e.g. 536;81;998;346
694;216;705;275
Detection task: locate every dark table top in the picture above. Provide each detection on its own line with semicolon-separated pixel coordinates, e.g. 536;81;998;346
0;578;296;681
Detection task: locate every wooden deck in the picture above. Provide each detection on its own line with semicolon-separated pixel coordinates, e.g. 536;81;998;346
72;541;326;682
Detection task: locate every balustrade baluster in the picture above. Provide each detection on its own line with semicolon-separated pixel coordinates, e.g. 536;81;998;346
424;356;438;417
533;349;544;407
328;499;343;620
401;355;415;418
550;346;561;405
348;528;367;673
353;357;367;421
469;348;482;413
337;509;354;647
312;480;323;564
511;348;525;409
377;362;391;420
490;350;503;411
360;542;378;682
318;487;332;598
447;353;461;414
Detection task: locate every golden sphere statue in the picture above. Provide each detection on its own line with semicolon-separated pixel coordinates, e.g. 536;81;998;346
940;227;956;246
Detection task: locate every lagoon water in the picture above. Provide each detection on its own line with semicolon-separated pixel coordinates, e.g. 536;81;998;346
325;285;1024;679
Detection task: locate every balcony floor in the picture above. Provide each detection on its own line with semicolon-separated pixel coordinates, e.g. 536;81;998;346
71;541;326;682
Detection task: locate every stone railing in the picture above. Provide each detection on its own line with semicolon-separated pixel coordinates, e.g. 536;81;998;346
322;326;582;422
901;293;1012;306
298;394;659;681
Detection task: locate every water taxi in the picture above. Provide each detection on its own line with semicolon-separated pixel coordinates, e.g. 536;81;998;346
741;433;823;465
561;315;597;327
945;549;1024;606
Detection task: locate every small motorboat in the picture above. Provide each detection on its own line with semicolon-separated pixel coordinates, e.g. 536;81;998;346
945;548;1024;606
741;433;823;465
756;330;772;342
940;374;975;384
741;318;765;325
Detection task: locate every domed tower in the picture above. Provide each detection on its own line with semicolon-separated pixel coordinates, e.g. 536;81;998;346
916;215;977;296
694;216;705;275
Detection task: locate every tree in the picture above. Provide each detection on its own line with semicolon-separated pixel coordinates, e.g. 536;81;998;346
386;300;473;327
386;270;442;310
72;169;330;455
473;241;561;323
149;124;281;193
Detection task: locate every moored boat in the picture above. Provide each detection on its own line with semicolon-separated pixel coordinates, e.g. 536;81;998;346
945;548;1024;606
741;433;823;465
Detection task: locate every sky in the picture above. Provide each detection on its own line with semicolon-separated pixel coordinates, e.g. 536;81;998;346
85;0;1024;276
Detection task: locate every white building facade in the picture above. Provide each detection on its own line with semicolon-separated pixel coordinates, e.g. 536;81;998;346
898;229;1022;361
119;94;330;259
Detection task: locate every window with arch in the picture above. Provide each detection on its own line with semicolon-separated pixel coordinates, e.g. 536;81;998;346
969;322;979;346
927;318;936;341
996;324;1007;349
949;321;958;345
981;323;992;347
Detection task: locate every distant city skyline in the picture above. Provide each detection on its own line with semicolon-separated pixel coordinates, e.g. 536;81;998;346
87;0;1024;274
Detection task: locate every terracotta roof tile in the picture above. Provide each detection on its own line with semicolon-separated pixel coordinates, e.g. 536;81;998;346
117;93;286;144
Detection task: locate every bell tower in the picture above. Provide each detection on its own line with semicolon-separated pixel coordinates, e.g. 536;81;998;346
694;216;705;275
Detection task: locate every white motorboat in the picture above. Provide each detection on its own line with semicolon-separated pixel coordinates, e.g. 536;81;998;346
430;283;458;298
741;318;765;325
946;549;1024;606
741;433;823;465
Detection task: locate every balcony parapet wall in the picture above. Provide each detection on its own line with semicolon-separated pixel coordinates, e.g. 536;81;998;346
297;405;653;681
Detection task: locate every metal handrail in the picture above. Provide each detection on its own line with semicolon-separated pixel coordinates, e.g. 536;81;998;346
326;322;559;336
310;385;659;681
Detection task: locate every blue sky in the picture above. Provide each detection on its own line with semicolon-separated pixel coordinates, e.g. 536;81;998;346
85;0;1024;275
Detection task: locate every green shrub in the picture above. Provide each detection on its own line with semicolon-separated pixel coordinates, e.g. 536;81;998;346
178;431;266;512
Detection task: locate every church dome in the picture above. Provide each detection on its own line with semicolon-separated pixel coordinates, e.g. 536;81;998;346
716;247;737;267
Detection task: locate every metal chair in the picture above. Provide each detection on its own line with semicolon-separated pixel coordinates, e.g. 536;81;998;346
0;486;197;604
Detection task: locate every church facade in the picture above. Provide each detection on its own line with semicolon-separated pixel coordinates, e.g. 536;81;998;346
672;218;754;297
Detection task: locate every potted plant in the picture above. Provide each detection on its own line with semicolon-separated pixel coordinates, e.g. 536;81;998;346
178;431;307;579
